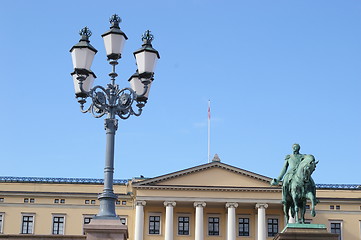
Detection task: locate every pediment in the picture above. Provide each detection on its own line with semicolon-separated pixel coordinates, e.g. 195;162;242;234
134;161;272;188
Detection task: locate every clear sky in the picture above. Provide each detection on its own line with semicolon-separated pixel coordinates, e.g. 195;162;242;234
0;0;360;184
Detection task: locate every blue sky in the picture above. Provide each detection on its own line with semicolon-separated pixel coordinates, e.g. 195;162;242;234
0;0;360;184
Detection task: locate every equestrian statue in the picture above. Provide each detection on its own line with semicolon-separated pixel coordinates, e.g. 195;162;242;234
271;144;319;224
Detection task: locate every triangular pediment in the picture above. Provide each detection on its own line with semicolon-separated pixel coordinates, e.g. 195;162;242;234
134;161;272;188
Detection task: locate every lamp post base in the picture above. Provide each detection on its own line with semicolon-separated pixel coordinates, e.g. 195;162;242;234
84;218;128;240
96;192;118;218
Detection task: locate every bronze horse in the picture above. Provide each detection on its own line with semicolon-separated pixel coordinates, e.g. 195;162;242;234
284;154;319;223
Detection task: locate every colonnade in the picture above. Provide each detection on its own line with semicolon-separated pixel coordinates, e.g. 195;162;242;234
134;200;270;240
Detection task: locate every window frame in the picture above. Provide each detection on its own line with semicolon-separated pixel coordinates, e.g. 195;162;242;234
207;215;220;236
119;215;127;225
177;215;190;236
329;220;342;240
237;215;250;237
267;217;279;237
52;214;66;235
21;213;35;234
148;213;161;235
82;214;94;234
0;213;4;234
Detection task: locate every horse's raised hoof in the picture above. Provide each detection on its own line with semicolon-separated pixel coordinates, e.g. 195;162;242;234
311;210;316;217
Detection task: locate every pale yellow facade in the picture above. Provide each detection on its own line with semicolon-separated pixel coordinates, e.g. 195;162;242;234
0;160;360;240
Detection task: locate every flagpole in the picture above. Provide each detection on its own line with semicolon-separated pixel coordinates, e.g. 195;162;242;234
208;100;211;163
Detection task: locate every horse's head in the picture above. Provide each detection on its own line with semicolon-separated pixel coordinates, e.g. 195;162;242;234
298;154;318;182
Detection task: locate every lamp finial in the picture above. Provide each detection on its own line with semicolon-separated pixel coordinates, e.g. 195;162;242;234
79;26;92;42
109;14;121;29
142;30;154;46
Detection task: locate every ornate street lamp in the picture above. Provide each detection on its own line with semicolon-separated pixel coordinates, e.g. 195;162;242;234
70;14;160;220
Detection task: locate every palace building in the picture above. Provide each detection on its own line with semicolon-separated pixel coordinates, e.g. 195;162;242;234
0;156;360;240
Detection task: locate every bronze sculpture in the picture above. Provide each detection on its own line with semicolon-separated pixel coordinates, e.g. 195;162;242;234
271;144;319;223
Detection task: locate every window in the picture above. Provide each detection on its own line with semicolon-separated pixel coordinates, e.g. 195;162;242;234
238;217;250;236
0;213;4;233
149;216;160;234
330;221;342;240
178;216;189;235
0;198;4;202
330;205;335;210
52;216;65;235
122;201;127;205
336;205;340;210
82;215;94;235
305;205;310;209
60;199;65;204
267;218;279;237
208;217;220;236
84;217;92;224
120;216;127;225
91;200;96;204
116;200;121;205
54;199;59;204
21;215;34;234
24;198;34;203
85;200;90;204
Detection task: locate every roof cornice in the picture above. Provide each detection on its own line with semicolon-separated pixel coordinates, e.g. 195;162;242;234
0;176;129;185
134;185;280;192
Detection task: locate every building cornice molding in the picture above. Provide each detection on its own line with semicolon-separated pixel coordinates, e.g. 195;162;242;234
0;202;133;210
136;196;281;204
316;197;361;203
133;185;281;192
0;191;131;198
0;176;129;185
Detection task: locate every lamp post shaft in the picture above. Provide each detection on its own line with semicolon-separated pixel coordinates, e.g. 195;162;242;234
97;110;118;219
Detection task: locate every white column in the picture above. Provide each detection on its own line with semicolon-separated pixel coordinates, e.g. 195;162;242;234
194;201;206;240
255;203;268;240
226;202;238;240
134;200;146;240
164;201;176;240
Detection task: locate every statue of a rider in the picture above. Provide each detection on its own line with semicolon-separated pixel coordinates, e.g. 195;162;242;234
271;143;318;223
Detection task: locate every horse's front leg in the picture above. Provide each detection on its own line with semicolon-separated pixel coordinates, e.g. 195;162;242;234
283;203;289;224
300;201;306;224
292;197;299;223
307;192;317;217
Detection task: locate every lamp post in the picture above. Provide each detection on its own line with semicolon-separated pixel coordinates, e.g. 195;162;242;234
70;14;160;220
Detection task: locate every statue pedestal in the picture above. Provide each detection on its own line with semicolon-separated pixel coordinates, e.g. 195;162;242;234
273;223;338;240
84;219;128;240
